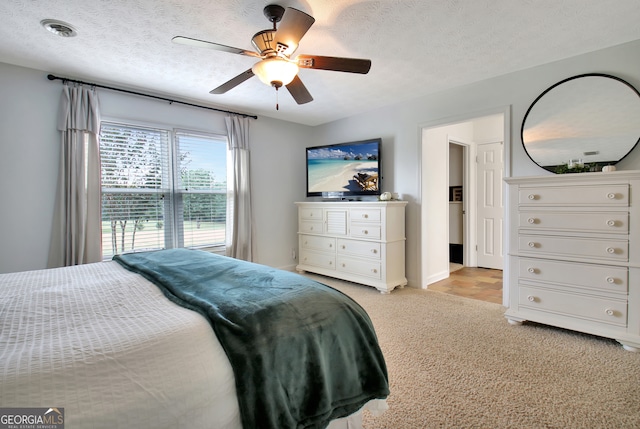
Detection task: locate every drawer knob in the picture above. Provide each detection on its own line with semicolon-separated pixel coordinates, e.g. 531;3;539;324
527;194;537;200
606;247;616;254
372;269;378;273
309;226;314;231
329;243;333;248
528;241;537;248
527;295;537;302
606;220;616;227
605;308;615;317
363;230;369;235
362;214;369;219
607;193;616;200
606;276;615;284
372;249;378;254
342;263;346;268
527;217;536;224
329;261;333;265
341;245;346;249
527;267;537;274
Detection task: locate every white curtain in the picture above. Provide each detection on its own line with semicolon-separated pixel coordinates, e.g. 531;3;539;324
225;115;253;261
48;83;102;267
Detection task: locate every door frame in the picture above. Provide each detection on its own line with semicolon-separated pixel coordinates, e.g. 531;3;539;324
418;106;511;306
448;138;476;268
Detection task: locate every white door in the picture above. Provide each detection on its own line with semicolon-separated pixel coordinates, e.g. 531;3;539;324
476;142;504;269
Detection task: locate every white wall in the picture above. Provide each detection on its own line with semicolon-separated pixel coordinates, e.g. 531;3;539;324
0;64;61;273
449;144;463;187
473;114;504;143
249;116;312;269
0;62;313;273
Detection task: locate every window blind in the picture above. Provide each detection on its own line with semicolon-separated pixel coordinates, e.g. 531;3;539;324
174;130;228;249
100;123;171;258
99;123;228;259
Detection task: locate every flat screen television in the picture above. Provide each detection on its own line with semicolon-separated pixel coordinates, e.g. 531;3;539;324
306;138;381;198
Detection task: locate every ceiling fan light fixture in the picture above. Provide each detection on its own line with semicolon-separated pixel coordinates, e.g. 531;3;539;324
252;57;299;87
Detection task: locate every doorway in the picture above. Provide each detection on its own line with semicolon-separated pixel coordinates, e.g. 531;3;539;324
448;141;466;267
419;108;510;305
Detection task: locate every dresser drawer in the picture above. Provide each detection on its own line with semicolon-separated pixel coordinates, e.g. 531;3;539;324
299;220;323;234
350;208;381;222
519;184;629;207
519;285;627;327
518;258;628;294
300;235;336;253
299;249;335;270
519;211;628;234
519;234;628;262
350;222;381;239
337;239;381;259
299;208;322;221
337;257;382;279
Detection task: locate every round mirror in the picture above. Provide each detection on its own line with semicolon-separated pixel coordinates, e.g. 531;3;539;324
521;73;640;173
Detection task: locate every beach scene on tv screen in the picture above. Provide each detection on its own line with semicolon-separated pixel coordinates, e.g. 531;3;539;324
307;142;379;193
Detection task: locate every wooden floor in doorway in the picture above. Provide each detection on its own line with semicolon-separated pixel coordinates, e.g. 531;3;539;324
428;266;503;305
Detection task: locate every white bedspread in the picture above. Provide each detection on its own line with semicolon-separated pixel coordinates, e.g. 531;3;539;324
0;261;242;428
0;261;382;429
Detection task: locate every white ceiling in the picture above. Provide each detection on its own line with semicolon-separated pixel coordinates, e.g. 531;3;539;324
2;0;640;126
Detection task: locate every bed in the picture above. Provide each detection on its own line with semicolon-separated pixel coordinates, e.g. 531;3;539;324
0;248;388;428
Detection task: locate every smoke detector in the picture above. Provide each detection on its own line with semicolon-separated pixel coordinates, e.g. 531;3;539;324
41;19;77;37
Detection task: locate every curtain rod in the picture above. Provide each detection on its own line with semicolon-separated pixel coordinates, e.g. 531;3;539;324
47;74;258;120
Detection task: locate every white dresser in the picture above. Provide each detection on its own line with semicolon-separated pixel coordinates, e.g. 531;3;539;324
504;171;640;351
295;201;407;293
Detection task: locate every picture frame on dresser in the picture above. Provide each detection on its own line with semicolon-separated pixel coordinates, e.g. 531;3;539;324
504;171;640;352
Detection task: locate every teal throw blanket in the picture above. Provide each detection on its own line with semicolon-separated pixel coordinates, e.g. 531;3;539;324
113;249;388;429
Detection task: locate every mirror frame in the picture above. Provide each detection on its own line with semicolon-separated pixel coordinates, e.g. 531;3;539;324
521;73;640;173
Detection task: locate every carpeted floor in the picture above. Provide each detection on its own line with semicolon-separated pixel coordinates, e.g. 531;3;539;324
308;275;640;429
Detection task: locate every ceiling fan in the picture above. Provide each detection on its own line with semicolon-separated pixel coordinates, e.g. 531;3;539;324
172;4;372;109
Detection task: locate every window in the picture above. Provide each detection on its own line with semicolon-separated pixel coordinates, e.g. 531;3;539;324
100;122;228;259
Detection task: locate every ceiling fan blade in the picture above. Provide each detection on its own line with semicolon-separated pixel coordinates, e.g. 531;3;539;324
274;8;315;56
210;69;255;94
296;55;372;74
286;75;313;105
172;36;260;57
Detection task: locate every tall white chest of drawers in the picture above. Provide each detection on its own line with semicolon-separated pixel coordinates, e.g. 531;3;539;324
295;201;408;293
504;171;640;351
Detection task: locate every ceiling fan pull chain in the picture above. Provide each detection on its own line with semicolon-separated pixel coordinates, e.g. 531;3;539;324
276;86;280;110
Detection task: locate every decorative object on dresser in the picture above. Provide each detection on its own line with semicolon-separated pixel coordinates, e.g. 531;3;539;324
504;171;640;351
296;201;407;293
521;73;640;174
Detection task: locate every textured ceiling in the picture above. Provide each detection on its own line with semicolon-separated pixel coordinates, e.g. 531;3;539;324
1;0;640;126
